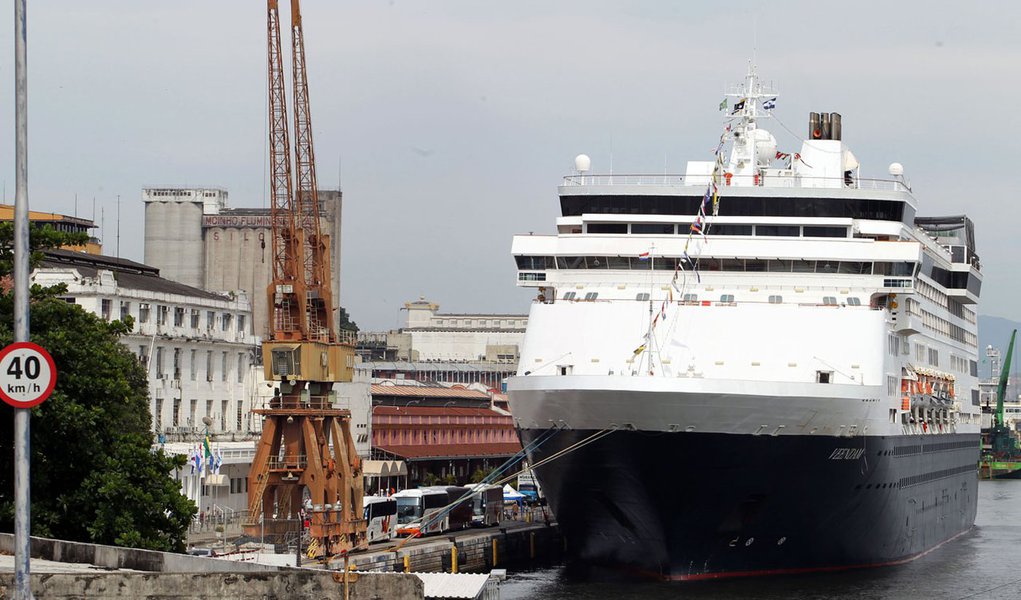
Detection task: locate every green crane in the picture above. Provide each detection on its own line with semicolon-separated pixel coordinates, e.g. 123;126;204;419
991;329;1018;457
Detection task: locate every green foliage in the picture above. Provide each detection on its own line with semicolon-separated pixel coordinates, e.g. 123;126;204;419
469;468;490;484
337;306;358;333
0;222;88;276
422;472;440;487
442;473;458;486
0;224;194;551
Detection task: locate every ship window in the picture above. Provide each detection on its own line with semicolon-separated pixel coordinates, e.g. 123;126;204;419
817;262;838;274
631;223;674;234
630;256;651;270
804;226;848;238
587;223;628;234
816;371;833;384
709;224;753;236
720;294;735;303
583;292;599;301
585;257;607;269
556;256;586;269
563;292;577;300
635;293;650;301
653;257;678;271
720;259;745;271
768;295;782;304
823;296;838;305
792;260;816;273
756;225;800;237
745;260;767;272
605;256;631;270
767;260;792;272
682;294;698;304
515;256;556;270
838;261;869;274
846;297;861;306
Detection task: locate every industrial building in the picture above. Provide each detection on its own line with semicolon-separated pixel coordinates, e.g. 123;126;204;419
141;186;342;339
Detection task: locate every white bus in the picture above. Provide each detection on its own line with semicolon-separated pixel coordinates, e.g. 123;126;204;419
363;496;397;544
394;488;450;536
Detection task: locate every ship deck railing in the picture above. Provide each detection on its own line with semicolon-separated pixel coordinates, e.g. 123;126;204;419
561;173;909;192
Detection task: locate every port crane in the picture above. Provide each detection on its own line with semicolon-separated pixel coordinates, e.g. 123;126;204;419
989;329;1019;458
244;0;366;556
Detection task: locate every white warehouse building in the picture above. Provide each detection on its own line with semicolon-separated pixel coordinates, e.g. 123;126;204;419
32;249;266;512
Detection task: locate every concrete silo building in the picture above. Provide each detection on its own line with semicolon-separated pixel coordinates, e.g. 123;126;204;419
143;186;342;339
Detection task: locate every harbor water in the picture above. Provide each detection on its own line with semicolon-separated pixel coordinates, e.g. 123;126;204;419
501;479;1021;599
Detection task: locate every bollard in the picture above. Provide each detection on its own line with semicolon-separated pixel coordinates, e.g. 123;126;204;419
492;539;498;567
451;544;458;573
404;554;410;573
530;532;536;560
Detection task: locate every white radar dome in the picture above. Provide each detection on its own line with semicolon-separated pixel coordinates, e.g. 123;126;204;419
888;162;904;176
752;129;777;166
574;154;592;173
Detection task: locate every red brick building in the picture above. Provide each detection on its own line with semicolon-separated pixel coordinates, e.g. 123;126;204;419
370;385;521;486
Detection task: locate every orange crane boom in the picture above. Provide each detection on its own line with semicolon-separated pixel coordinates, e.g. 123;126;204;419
246;0;364;558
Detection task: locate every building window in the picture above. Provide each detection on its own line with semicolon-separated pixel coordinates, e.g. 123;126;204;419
236;401;243;430
206;400;214;426
154;398;163;431
928;348;940;367
221;352;228;382
173;348;181;379
207;311;215;331
155;347;164;379
138;345;148;366
172;399;181;426
139;303;150;323
189;399;197;427
237;353;246;383
173;307;184;327
238;315;247;334
190;309;200;329
120;301;131;322
157;305;168;325
206;351;214;382
190;349;197;381
222;313;233;332
221;400;228;431
101;299;112;321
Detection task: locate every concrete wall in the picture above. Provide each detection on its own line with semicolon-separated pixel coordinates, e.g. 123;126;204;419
0;572;423;599
204;225;273;339
144;198;205;288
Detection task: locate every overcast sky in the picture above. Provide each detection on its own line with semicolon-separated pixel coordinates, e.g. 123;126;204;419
1;1;1018;331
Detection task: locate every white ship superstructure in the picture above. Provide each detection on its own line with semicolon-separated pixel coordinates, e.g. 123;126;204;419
506;66;982;579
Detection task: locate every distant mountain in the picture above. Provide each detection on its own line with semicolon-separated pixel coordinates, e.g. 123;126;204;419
978;315;1021;356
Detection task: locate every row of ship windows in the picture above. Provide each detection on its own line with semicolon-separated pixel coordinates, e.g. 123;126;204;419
517;256;916;275
562;291;862;306
584;223;849;238
905;299;978;347
916;279;976;324
432;318;526;328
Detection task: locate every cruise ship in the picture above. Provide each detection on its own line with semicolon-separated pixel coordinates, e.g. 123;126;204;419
506;67;982;580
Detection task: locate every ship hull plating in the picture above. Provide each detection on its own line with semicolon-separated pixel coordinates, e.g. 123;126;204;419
521;428;979;579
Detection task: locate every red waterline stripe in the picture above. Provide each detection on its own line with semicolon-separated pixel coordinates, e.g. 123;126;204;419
640;527;975;581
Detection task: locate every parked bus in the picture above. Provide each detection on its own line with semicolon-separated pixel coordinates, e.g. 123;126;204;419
441;486;473;531
470;485;503;527
363;496;397;544
394;488;449;536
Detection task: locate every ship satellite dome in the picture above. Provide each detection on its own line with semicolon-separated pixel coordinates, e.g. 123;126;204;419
888;162;904;176
574;154;592;173
753;129;777;165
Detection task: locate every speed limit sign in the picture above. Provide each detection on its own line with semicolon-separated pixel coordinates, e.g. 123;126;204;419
0;342;57;408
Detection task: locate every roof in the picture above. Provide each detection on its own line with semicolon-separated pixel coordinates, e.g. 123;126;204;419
376;443;521;460
371;384;490;400
39;249;231;302
372;406;507;418
412;572;493;599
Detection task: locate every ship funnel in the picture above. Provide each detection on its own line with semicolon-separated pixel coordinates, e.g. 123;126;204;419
820;113;831;140
809;112;821;139
830;113;842;140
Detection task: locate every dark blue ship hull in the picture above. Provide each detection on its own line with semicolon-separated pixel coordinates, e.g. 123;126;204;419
520;429;979;580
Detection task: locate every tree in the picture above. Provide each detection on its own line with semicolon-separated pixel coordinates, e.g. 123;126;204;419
337;306;358;333
0;227;195;551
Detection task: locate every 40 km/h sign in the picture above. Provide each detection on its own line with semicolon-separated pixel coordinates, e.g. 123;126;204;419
0;342;57;409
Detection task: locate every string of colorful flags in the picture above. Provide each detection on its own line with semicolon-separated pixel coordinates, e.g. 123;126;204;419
631;120;732;364
189;435;224;476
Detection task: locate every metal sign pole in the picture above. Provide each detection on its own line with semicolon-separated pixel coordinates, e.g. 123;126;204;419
13;0;32;598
